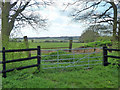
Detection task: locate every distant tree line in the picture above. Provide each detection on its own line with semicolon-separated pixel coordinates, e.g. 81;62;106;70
79;24;113;43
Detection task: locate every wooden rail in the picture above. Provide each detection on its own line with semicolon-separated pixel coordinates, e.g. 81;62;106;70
0;46;41;78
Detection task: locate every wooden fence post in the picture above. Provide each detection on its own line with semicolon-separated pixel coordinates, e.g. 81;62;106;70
24;36;31;57
37;46;41;71
2;47;6;78
69;37;73;52
103;46;108;66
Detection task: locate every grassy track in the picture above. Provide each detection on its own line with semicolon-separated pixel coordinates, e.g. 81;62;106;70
2;65;118;88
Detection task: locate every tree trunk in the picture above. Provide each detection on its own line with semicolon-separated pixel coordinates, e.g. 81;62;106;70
118;21;120;83
113;4;117;38
118;20;120;59
109;2;117;48
2;2;9;48
1;2;14;49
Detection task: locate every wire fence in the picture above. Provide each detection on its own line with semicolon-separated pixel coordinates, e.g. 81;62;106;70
41;47;103;69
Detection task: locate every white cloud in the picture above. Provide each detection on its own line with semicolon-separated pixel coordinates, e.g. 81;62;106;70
14;0;86;38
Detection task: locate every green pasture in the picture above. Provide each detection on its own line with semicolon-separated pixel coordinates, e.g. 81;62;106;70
7;40;112;50
7;41;86;49
2;65;118;88
29;42;86;49
1;40;119;88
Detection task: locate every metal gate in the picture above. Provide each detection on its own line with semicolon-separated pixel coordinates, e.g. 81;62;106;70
41;47;103;69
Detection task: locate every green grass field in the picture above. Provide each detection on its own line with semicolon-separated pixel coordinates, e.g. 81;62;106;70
2;65;118;88
8;40;112;49
7;42;86;49
1;41;119;88
29;42;81;48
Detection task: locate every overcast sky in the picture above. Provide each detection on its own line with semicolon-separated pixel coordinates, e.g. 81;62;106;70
10;0;120;38
11;0;88;38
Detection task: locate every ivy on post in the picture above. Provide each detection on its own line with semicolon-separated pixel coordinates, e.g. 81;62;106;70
103;46;108;66
23;36;31;58
37;46;41;71
2;47;6;78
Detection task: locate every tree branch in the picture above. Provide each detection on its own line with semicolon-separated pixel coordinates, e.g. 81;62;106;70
10;0;19;9
10;0;31;23
75;1;101;15
98;6;112;19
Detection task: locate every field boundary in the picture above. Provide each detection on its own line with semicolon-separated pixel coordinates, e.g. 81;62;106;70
0;46;120;78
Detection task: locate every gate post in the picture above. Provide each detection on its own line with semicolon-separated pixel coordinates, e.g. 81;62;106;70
37;46;41;71
69;37;73;52
2;47;6;78
103;46;108;66
24;36;31;58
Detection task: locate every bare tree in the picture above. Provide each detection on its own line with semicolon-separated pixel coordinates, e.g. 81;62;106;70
63;0;120;58
1;0;53;48
64;0;120;42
